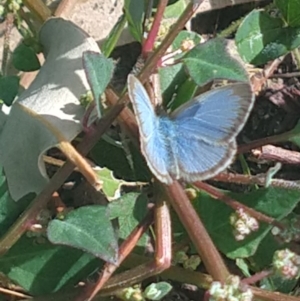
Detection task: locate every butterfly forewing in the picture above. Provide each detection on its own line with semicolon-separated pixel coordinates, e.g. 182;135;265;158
142;128;173;184
128;75;157;140
128;75;173;184
172;83;254;144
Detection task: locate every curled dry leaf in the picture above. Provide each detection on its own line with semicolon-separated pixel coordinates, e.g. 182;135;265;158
0;18;100;201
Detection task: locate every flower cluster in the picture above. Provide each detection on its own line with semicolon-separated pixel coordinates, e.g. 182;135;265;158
209;275;253;301
273;249;300;279
230;208;259;241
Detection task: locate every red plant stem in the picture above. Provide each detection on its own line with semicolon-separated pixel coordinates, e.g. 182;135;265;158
139;1;203;83
166;181;230;282
253;144;300;165
76;209;154;301
242;270;273;286
194;181;283;229
98;197;172;293
213;172;300;190
142;0;169;58
238;130;295;154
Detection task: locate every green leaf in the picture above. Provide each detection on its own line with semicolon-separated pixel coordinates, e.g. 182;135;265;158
236;10;300;65
164;0;187;18
109;193;149;247
83;52;114;117
0;236;100;295
101;14;127;57
0;76;19;106
12;44;41;71
90;138;151;182
287;119;300;147
275;0;300;27
159;31;202;106
143;282;173;300
260;274;298;294
169;77;198;110
95;167;122;200
174;187;300;259
124;0;144;42
182;38;249;86
47;205;118;263
0;166;34;237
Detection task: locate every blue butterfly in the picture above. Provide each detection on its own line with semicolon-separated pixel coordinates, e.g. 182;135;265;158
127;75;254;184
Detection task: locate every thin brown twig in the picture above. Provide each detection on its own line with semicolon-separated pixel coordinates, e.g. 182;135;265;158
54;0;85;18
1;13;14;76
0;287;31;299
213;172;300;190
252;144;300;165
193;181;283;229
23;0;51;24
271;71;300;78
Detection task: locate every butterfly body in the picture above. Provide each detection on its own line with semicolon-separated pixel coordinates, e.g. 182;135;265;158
128;75;254;185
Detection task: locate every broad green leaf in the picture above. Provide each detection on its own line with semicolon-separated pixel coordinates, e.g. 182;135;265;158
260;274;298;294
109;193;149;247
183;38;249;86
174;187;300;259
0;168;33;238
236;10;300;65
0;236;100;295
159;31;202;106
83;52;114;117
124;0;144;42
164;0;186;18
250;233;281;268
275;0;300;27
12;44;41;71
0;76;19;106
169;77;198;110
47;205;118;263
143;282;173;300
90;138;151;182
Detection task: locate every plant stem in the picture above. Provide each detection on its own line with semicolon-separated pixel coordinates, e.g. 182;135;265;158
139;1;203;83
292;48;300;70
0;102;125;256
142;0;168;57
166;181;230;282
214;172;300;190
194;181;283;229
23;0;51;23
76;209;154;301
238;130;296;153
1;13;14;76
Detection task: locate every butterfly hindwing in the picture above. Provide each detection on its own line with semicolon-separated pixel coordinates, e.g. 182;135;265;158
171;135;236;181
172;83;254;144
